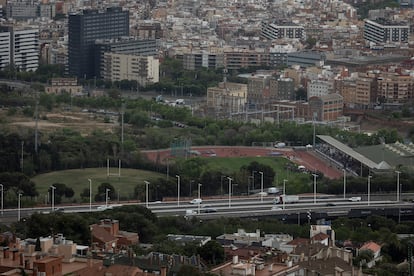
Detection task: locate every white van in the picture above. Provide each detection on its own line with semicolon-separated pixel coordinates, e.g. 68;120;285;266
190;198;202;204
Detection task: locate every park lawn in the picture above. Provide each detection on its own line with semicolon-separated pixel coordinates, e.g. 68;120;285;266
32;168;165;203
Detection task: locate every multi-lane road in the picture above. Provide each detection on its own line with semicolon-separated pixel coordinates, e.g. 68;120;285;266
1;195;412;224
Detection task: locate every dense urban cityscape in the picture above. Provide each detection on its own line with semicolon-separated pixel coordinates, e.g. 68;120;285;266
2;0;414;275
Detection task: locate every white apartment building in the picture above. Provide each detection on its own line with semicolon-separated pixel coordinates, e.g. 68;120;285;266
0;32;11;70
102;53;159;87
0;26;39;71
307;79;334;99
261;21;305;40
364;19;409;45
13;28;39;71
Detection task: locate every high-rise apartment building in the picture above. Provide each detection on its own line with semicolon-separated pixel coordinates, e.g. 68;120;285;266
0;26;39;71
261;21;305;40
0;32;11;70
364;19;409;45
68;7;129;78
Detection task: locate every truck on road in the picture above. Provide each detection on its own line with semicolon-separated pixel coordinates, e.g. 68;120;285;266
274;195;299;204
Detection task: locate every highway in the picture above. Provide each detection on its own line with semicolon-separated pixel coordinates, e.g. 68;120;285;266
0;195;412;224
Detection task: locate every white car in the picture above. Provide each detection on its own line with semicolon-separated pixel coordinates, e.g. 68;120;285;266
189;198;202;204
271;206;282;211
348;197;361;202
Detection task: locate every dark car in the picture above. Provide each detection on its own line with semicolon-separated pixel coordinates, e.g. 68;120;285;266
203;208;217;213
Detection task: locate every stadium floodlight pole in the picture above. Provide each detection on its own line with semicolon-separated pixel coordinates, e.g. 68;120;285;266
105;188;110;207
312;174;318;204
367;175;372;206
283;179;288;210
50;185;56;211
343;169;346;199
88;179;92;211
176;175;180;206
395;171;401;202
144;181;150;208
198;183;202;214
0;183;3;215
227;177;233;208
259;171;264;202
18;193;23;221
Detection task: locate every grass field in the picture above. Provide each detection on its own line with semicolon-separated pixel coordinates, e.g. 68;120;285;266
32;168;165;203
32;156;311;203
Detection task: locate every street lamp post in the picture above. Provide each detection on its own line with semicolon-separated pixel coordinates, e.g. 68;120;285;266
18;193;22;221
198;183;202;214
227;177;233;208
176;175;180;206
220;175;226;196
396;171;401;202
312;174;318;204
367;175;372;206
0;184;3;215
50;185;56;211
283;179;288;210
252;171;257;191
105;188;110;207
343;169;346;199
259;171;264;202
144;181;150;208
88;179;92;211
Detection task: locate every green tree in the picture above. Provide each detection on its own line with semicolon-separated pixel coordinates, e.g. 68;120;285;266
95;183;115;203
197;240;224;266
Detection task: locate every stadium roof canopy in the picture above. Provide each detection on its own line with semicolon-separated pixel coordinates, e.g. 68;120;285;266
317;135;378;169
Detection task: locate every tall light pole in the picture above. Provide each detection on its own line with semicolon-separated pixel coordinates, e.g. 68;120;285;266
50;185;56;211
367;175;372;206
259;171;264;202
283;179;288;210
198;183;202;214
105;188;110;207
144;181;150;208
343;169;346;199
0;184;3;215
396;171;401;202
88;179;92;211
252;171;257;191
227;177;233;208
18;193;22;221
312;174;318;204
176;175;180;206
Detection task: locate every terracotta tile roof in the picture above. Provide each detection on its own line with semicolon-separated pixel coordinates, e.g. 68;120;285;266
360;241;381;253
91;224;117;244
298;256;353;274
311;232;329;241
286;238;309;246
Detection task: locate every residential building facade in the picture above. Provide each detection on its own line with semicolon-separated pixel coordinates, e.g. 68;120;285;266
364;19;409;45
0;25;39;71
102;53;159;86
261;21;305;40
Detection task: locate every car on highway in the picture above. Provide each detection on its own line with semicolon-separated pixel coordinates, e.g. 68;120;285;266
190;198;202;204
271;206;282;211
203;208;217;213
325;203;336;207
348;197;361;202
97;205;114;211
